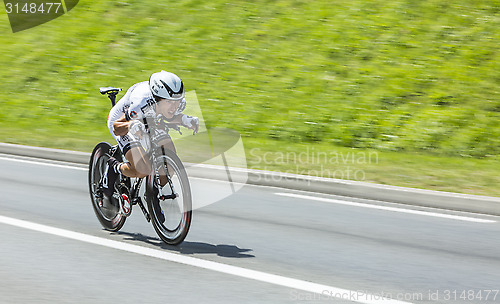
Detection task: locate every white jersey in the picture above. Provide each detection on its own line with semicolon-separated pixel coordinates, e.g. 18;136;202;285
107;81;186;154
107;81;151;125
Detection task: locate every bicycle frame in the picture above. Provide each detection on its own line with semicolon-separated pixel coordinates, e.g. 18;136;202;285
108;113;178;223
94;87;192;241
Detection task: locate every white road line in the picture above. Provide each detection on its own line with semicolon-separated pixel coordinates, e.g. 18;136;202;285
0;215;411;304
275;193;496;223
0;156;87;171
192;175;500;219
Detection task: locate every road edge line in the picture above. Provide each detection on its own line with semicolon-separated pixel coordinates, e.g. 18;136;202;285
0;142;499;216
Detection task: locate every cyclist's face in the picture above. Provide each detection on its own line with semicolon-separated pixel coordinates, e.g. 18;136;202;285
157;98;181;119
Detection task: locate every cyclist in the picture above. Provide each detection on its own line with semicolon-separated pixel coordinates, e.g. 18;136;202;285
101;71;199;198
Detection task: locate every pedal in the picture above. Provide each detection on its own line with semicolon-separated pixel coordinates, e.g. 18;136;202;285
120;194;132;217
94;188;104;206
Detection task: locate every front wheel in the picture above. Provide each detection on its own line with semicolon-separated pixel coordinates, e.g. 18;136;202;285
146;149;192;245
88;142;126;231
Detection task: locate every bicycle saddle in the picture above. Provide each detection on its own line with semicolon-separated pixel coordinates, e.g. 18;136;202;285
99;87;122;95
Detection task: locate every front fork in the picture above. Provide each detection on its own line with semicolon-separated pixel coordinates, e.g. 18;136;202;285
155;148;178;201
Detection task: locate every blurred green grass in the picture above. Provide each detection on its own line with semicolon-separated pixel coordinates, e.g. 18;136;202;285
0;0;499;196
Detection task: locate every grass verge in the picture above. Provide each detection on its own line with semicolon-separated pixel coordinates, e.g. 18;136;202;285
0;0;499;197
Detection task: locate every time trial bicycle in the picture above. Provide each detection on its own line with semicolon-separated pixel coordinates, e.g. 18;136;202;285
88;87;192;245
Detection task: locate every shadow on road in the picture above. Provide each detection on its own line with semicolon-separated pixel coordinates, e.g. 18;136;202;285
112;231;255;258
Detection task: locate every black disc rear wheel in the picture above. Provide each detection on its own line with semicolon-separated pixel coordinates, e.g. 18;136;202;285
88;142;126;231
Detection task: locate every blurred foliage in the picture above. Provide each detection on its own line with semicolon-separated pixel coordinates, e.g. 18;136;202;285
0;0;498;158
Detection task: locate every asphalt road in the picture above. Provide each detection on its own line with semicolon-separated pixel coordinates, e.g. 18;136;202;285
0;153;499;304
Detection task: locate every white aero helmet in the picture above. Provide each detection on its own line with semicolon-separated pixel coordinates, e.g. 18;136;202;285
149;71;185;100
